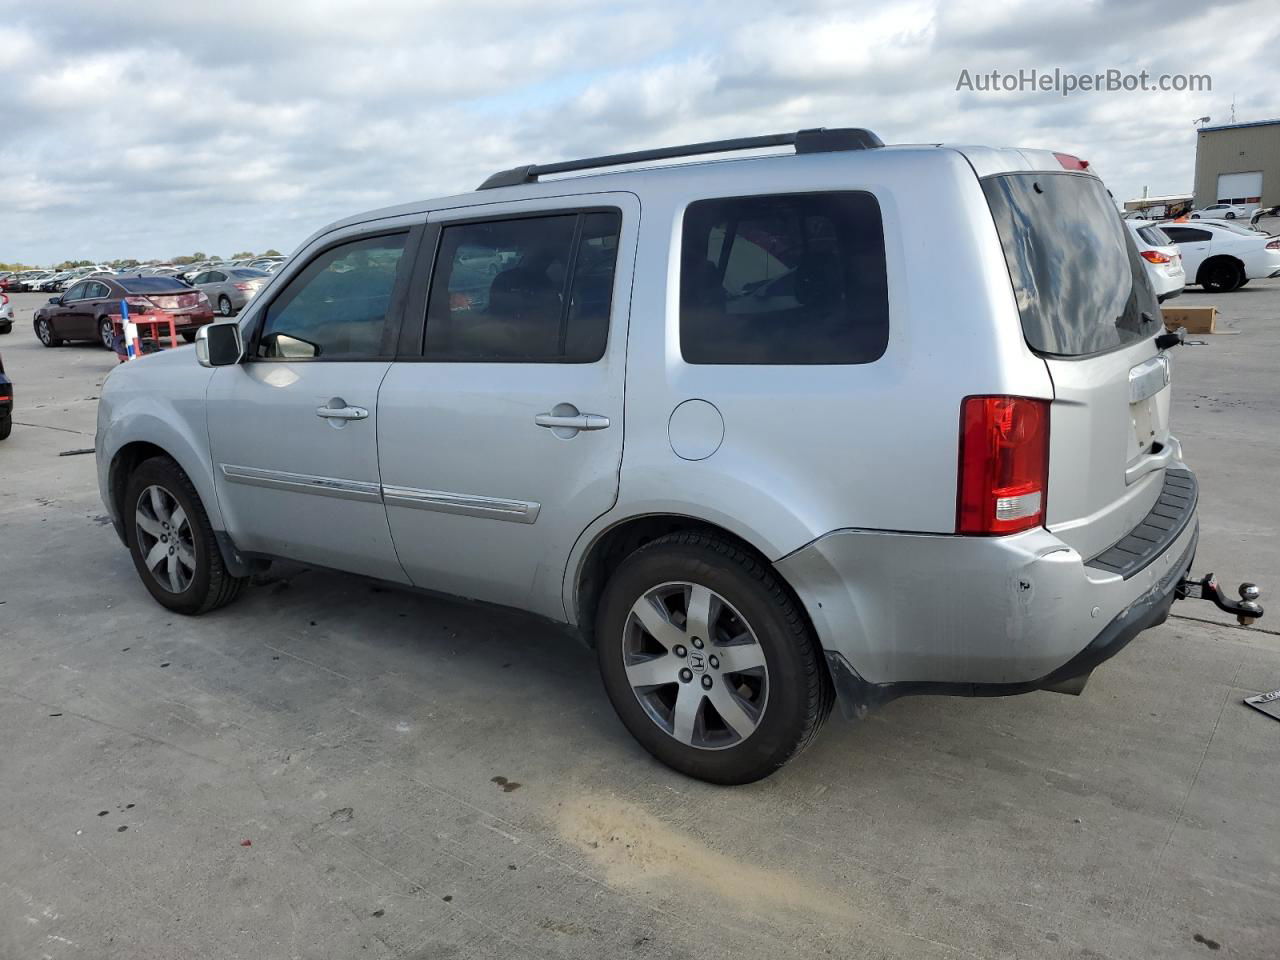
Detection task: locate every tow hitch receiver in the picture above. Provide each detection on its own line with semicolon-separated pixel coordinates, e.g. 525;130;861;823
1177;574;1264;625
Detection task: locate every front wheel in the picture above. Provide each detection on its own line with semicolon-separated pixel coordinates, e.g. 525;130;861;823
36;317;62;347
1225;212;1236;219
1201;260;1244;292
124;456;246;615
595;532;833;784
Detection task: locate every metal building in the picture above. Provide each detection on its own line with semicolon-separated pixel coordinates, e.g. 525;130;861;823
1193;118;1280;210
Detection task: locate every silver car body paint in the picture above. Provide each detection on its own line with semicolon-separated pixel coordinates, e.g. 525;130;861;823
97;141;1192;701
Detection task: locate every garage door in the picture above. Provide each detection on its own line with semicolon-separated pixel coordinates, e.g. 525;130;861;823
1217;171;1263;204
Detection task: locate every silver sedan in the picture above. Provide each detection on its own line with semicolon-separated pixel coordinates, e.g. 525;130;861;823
190;267;271;316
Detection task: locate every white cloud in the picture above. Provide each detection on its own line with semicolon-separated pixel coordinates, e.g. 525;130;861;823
1;0;1275;264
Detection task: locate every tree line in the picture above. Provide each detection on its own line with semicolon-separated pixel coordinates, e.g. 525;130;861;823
2;249;283;272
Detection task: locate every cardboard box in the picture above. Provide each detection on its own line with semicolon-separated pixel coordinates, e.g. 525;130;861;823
1161;305;1216;334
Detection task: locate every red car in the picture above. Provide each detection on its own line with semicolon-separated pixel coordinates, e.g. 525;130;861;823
33;275;215;349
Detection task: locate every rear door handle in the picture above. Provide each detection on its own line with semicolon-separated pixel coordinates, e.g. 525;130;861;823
316;405;369;421
534;412;610;431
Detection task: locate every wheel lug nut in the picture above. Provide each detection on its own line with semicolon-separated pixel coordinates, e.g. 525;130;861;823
679;668;693;683
673;645;686;658
708;655;719;669
692;637;704;649
701;675;712;690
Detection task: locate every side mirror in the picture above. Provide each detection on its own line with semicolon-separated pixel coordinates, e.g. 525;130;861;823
195;322;244;367
49;296;61;304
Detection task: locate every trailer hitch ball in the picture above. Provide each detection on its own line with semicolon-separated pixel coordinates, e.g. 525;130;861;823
1177;574;1264;626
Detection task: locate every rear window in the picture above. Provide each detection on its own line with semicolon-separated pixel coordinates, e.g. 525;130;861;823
1137;225;1172;246
983;173;1158;357
230;268;270;278
119;277;189;294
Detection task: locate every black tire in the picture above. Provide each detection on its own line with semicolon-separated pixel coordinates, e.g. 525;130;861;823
1200;259;1244;293
0;417;11;441
98;316;114;350
181;331;196;343
1225;212;1236;219
35;317;62;347
595;532;833;784
0;323;11;335
218;295;234;317
1190;214;1200;219
124;456;246;615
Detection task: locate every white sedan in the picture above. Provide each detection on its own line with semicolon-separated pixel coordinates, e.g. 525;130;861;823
1125;220;1184;301
1161;220;1280;292
1189;202;1253;221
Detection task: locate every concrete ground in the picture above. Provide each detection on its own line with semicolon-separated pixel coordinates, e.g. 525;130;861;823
1;281;1278;960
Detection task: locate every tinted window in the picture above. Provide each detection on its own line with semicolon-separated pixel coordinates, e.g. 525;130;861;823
679;192;888;365
119;277;190;294
982;173;1158;357
257;233;407;360
86;282;111;299
1137;225;1172;246
230;268;269;278
64;282;89;300
423;211;621;362
1164;227;1212;243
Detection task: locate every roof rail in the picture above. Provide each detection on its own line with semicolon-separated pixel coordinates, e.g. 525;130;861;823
476;127;884;190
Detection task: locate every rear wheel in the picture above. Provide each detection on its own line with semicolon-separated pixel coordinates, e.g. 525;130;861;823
181;331;196;343
1225;212;1237;219
0;416;11;440
218;295;234;317
36;317;62;347
1201;259;1244;292
98;316;114;350
596;532;833;784
124;456;246;615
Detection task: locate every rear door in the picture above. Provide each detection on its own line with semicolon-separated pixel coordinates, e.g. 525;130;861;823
376;194;637;614
1163;225;1213;279
983;172;1171;560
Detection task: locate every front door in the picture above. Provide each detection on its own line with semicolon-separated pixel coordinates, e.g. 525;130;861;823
206;223;421;582
377;194;637;615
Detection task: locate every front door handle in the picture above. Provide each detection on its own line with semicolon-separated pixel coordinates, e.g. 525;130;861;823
535;412;610;431
316;404;369;421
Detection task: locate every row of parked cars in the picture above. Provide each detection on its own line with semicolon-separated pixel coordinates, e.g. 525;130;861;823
1125;215;1280;296
0;256;286;295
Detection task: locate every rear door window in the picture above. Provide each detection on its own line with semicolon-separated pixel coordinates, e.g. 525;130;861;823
982;172;1159;357
1163;227;1212;244
423;210;621;362
1137;225;1172;246
679;192;888;364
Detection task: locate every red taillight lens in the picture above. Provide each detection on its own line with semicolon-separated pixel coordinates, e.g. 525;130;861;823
1267;239;1280;250
1054;152;1089;170
957;396;1050;535
1140;250;1172;264
233;282;252;291
123;296;152;314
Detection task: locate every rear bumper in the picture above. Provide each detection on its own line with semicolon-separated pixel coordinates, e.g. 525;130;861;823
776;464;1200;715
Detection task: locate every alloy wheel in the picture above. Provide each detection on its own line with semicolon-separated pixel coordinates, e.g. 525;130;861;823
100;318;113;349
37;319;52;345
622;581;769;749
219;296;234;317
134;484;196;593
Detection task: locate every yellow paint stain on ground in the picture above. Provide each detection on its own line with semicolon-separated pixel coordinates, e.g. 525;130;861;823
558;792;858;924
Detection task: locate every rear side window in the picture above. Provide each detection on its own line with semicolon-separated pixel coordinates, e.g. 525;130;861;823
1163;227;1212;243
423;211;621;362
680;192;888;364
1137;225;1172;246
257;233;407;360
983;173;1158;357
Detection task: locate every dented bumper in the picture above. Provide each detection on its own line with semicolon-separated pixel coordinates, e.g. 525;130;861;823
776;467;1200;704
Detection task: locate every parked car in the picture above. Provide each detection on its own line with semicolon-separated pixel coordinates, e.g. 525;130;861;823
0;350;11;440
34;275;214;348
10;270;53;292
1125;220;1185;301
95;128;1257;784
1189;202;1254;220
0;292;12;333
1161;220;1280;291
191;267;271;316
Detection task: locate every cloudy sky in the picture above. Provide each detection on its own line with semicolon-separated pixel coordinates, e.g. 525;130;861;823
2;0;1275;265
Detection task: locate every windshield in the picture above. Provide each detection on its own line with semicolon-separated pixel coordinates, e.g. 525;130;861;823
982;172;1159;357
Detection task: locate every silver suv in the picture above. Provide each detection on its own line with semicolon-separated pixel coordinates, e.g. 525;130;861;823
97;128;1237;783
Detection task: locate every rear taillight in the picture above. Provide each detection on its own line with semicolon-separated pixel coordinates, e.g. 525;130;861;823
957;396;1050;536
1267;238;1280;250
1054;152;1090;170
1140;250;1172;264
233;282;253;291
